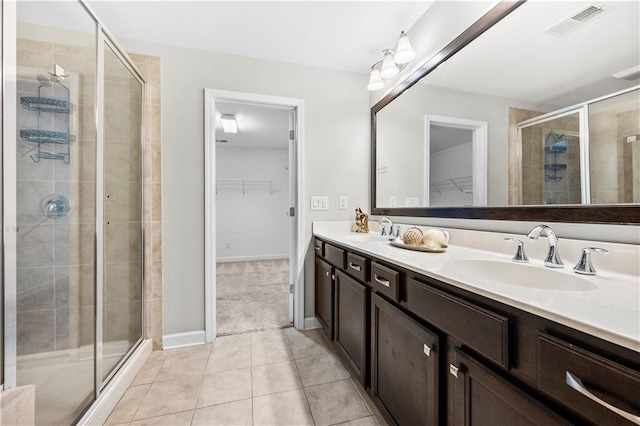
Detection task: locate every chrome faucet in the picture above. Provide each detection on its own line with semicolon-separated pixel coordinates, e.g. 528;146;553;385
379;217;393;237
527;225;563;268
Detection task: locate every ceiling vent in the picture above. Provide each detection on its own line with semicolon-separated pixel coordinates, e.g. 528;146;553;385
544;4;608;37
612;65;640;81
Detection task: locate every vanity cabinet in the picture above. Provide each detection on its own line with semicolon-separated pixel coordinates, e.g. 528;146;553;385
314;257;334;339
313;236;640;426
371;293;439;426
334;270;368;385
451;348;570;426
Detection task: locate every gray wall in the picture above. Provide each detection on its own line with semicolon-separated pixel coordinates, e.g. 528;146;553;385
118;38;370;335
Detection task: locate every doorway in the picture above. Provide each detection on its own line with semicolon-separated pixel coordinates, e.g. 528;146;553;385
424;115;488;207
204;89;305;343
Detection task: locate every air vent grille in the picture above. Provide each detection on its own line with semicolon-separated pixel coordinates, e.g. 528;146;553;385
215;139;228;143
544;4;607;36
572;5;604;22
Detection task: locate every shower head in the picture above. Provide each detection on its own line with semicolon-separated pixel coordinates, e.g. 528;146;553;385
36;74;51;87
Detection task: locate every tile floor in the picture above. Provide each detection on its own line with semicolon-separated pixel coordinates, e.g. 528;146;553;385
105;328;387;425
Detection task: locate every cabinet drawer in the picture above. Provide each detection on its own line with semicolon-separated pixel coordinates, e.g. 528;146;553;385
325;243;346;269
346;252;368;282
452;348;569;426
406;278;510;369
314;238;324;257
537;332;640;425
370;262;400;302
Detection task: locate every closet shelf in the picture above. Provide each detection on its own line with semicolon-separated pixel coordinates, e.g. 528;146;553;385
20;96;71;113
431;176;473;195
216;179;275;195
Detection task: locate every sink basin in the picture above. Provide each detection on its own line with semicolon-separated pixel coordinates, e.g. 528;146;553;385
443;259;597;291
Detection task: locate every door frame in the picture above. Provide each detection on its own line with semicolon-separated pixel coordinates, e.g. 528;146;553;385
204;89;305;343
424;114;488;207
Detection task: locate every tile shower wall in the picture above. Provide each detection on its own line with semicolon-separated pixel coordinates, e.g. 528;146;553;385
16;38;96;355
589;106;640;204
15;40;163;355
129;53;163;350
509;107;581;205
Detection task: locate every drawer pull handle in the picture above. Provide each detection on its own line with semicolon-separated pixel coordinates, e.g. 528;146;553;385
374;275;390;287
325;272;330;277
566;372;640;425
315;246;321;251
423;343;432;357
449;364;459;379
349;262;361;272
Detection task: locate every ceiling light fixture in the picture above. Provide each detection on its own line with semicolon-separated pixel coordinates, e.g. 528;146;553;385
221;114;238;133
367;31;416;91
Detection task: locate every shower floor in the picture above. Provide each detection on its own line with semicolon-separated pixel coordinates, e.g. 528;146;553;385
18;340;132;425
216;259;291;336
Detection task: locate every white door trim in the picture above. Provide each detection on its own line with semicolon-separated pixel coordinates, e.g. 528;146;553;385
424;114;488;207
204;89;305;343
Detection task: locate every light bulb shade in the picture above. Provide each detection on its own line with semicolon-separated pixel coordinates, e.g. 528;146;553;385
221;114;237;133
379;50;399;79
394;31;415;64
367;68;385;91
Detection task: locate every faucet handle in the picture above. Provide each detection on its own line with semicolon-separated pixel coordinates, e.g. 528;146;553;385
573;247;609;275
504;238;529;263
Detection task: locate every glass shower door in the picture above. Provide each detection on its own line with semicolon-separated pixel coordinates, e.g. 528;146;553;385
518;109;584;205
14;2;97;424
101;40;144;381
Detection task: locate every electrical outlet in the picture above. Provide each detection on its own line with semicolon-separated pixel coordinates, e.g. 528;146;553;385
389;196;397;207
339;196;348;210
311;196;329;210
405;197;419;207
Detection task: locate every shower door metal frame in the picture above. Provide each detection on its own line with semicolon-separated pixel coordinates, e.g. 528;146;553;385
95;23;147;394
2;0;18;390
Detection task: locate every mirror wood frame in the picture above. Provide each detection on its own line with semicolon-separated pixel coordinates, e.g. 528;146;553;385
370;0;640;224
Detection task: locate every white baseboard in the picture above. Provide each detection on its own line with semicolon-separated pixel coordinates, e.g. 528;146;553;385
216;254;288;263
162;330;206;349
78;339;152;426
304;317;321;330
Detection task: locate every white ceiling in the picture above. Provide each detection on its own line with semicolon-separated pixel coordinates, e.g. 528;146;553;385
424;1;640;107
87;1;434;74
430;125;472;153
215;102;291;149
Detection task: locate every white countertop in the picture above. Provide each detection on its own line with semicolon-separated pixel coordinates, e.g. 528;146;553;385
313;222;640;354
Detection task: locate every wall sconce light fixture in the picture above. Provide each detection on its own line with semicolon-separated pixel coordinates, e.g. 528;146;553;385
367;31;416;91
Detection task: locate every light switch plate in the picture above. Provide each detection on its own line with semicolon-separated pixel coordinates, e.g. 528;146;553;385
311;196;329;210
339;196;348;210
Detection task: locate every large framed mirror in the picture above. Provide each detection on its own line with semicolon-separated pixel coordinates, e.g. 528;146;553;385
371;0;640;223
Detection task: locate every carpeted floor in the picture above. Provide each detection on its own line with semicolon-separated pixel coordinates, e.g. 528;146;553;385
216;259;292;336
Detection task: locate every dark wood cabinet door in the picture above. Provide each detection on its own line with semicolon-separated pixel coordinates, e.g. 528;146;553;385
452;348;570;426
315;257;334;338
335;270;367;385
371;293;439;426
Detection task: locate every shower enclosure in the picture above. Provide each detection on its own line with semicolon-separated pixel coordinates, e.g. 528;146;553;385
516;87;640;205
3;1;146;423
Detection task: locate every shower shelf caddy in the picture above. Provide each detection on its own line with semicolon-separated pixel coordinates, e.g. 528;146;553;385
19;73;74;164
544;135;567;182
216;179;275;195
